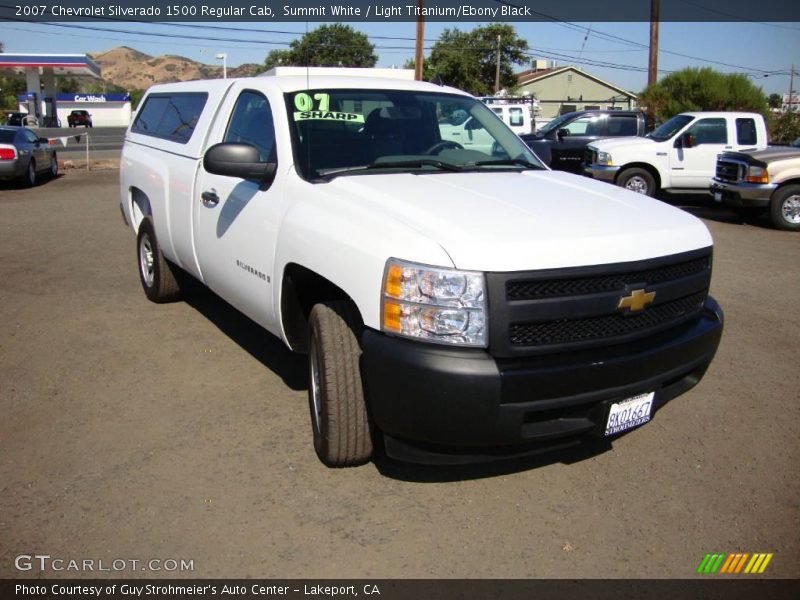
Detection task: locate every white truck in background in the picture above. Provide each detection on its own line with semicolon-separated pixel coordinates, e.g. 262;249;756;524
120;69;723;467
584;111;768;196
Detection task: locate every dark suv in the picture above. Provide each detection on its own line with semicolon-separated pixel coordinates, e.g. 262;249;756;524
521;110;646;173
67;110;93;128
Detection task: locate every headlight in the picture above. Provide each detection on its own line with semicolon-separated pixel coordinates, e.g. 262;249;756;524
381;259;487;347
745;165;769;184
596;151;613;166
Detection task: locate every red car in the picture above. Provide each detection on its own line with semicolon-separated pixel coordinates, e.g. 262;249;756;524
67;110;93;128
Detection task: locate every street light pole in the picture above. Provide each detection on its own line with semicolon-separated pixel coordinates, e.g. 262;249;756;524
216;53;227;79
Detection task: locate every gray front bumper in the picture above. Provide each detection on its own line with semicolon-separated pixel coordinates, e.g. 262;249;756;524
710;179;776;208
584;164;620;183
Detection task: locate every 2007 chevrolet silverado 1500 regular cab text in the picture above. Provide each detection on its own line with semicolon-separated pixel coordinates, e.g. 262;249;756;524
584;112;768;197
120;68;723;467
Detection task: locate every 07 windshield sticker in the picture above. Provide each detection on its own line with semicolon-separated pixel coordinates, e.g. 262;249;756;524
292;92;365;123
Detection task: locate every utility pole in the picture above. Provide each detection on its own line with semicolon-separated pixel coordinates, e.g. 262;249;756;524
414;0;424;81
648;0;660;88
790;64;796;113
494;34;502;94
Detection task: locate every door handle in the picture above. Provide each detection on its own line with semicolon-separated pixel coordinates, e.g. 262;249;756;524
201;190;219;207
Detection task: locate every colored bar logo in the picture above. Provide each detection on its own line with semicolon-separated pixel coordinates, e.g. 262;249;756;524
696;552;773;574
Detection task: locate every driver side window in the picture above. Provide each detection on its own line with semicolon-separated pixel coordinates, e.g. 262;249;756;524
685;118;728;145
224;90;276;162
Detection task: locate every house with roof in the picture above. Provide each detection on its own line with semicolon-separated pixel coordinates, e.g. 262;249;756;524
516;63;638;120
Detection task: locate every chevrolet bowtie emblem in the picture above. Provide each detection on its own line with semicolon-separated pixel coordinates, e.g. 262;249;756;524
618;289;656;312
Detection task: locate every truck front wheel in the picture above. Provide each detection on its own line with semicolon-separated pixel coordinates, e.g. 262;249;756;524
769;184;800;231
307;301;373;467
618;167;656;197
136;217;181;303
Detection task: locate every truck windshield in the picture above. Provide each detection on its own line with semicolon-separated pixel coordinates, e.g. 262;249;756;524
285;89;544;180
648;114;694;141
536;113;573;136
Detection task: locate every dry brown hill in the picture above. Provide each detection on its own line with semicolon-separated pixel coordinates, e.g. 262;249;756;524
88;46;263;91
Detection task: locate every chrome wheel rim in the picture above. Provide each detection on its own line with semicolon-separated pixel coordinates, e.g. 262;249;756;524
50;155;57;176
309;337;323;434
139;235;155;287
624;175;649;195
781;194;800;224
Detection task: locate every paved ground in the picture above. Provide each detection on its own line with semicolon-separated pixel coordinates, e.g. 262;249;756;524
1;171;798;579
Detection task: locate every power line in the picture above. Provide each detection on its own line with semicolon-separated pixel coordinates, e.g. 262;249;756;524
4;16;793;79
674;0;800;31
490;0;782;75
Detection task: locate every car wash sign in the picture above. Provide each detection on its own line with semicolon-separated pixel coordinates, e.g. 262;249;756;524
58;93;131;103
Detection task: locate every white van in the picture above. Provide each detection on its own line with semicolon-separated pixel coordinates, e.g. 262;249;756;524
488;103;532;136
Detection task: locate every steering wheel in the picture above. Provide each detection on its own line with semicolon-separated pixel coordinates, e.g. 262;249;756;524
425;140;463;155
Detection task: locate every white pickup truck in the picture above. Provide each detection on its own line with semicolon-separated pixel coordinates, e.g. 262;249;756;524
584;111;768;196
120;69;723;467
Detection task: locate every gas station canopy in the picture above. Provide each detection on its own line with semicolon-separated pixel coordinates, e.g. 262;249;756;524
0;53;101;78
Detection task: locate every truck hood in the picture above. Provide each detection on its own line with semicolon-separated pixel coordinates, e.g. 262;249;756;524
323;170;712;272
589;136;660;153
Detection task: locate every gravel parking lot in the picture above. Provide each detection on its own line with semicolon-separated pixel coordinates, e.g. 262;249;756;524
1;170;798;579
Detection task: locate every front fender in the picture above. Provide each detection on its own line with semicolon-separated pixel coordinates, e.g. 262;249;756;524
273;179;453;337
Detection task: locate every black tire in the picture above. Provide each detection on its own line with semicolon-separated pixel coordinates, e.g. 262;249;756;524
50;152;58;178
23;159;36;188
307;301;373;467
617;167;656;197
769;184;800;232
136;217;181;303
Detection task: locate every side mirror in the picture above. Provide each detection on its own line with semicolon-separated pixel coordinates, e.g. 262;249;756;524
203;143;276;186
557;128;569;140
678;132;695;148
465;118;483;131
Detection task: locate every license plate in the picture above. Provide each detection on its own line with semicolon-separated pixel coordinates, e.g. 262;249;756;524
605;392;654;436
713;191;723;202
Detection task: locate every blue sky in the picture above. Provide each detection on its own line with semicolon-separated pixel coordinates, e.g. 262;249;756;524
1;20;798;96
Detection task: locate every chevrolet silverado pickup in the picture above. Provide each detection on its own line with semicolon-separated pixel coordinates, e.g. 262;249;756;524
120;68;723;467
585;112;768;196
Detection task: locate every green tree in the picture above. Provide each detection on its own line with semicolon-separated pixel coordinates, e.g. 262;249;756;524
130;89;145;110
263;24;376;69
768;111;800;144
768;92;783;109
425;24;529;95
264;49;294;70
57;77;81;93
639;67;768;122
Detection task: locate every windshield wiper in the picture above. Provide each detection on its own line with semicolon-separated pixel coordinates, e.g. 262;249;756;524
319;159;464;180
367;159;464;172
471;158;543;170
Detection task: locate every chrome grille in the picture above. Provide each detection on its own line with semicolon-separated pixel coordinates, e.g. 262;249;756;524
715;158;745;183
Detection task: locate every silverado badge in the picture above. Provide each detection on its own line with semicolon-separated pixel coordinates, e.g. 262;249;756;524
618;289;656;312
